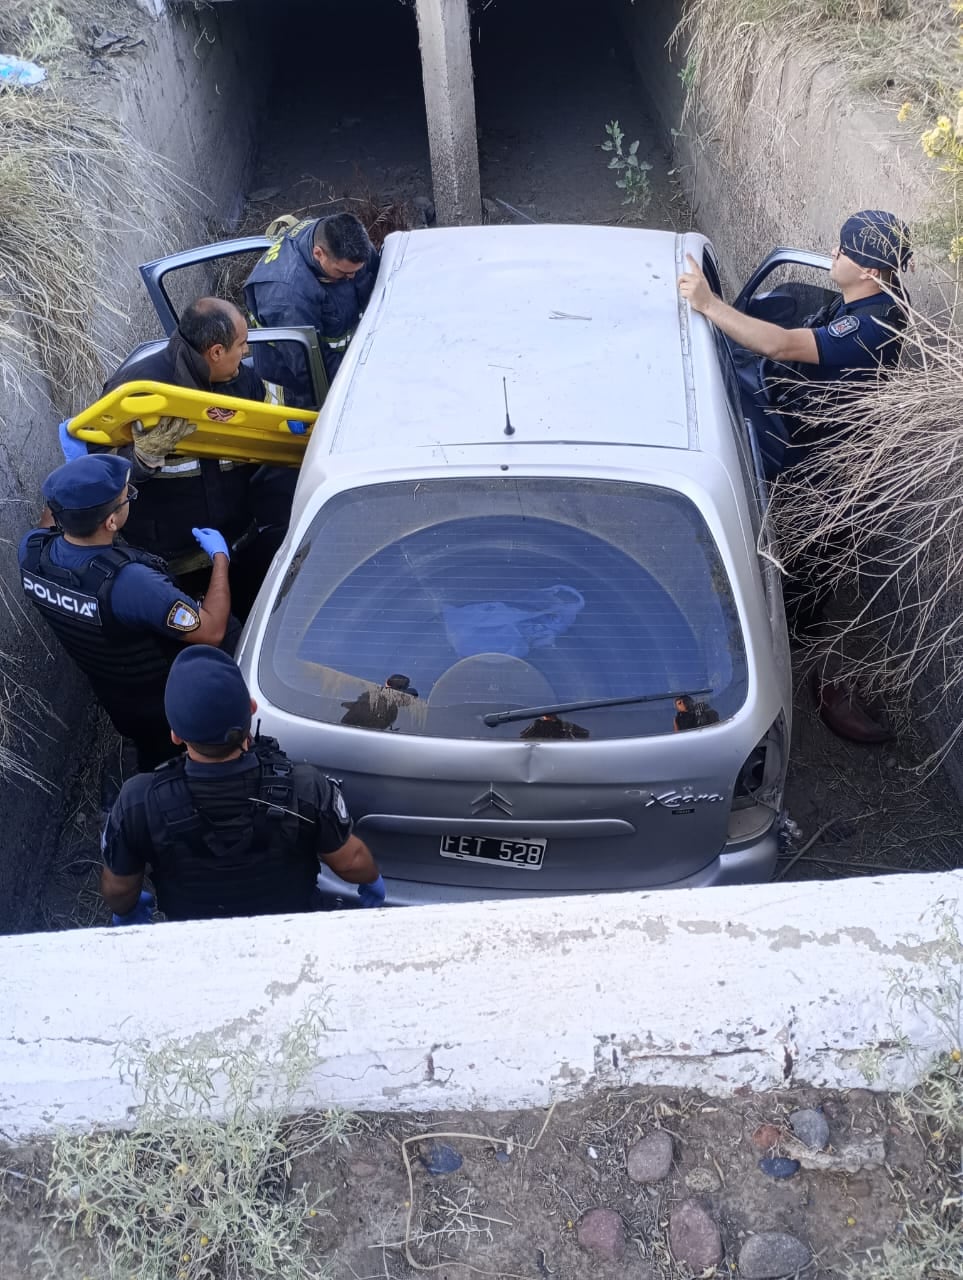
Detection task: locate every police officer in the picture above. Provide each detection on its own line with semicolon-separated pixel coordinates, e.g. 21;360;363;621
91;296;283;619
19;453;235;772
680;212;911;745
99;645;386;925
244;212;379;401
677;209;912;468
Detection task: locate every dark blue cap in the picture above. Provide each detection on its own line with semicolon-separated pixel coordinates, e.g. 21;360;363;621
42;453;130;511
840;210;912;272
164;646;252;744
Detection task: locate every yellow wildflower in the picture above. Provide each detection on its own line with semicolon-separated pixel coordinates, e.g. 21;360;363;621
200;1236;210;1246
897;101;912;124
952;1048;962;1061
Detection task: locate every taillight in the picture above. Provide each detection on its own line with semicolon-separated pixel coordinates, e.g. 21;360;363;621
727;714;788;842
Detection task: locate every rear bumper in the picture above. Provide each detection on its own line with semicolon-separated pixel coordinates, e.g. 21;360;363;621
316;829;779;909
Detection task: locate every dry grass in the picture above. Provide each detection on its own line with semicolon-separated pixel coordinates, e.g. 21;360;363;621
0;2;191;786
33;1005;349;1280
0;0;75;65
674;0;958;160
846;912;963;1278
766;303;963;771
0;91;189;413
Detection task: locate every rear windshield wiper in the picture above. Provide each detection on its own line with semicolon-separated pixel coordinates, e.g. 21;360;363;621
482;688;712;727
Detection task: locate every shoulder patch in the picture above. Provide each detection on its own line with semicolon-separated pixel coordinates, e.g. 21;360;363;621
827;314;860;338
166;601;201;632
330;783;349;824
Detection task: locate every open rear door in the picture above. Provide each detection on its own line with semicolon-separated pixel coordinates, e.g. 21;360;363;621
728;248;835;477
138;238;329;411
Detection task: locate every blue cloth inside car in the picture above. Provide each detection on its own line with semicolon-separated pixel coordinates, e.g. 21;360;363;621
441;585;585;660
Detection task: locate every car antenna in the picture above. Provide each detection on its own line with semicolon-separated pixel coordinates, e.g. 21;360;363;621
502;377;515;436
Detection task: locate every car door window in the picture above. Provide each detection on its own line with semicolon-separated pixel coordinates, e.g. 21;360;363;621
735;249;837;326
701;249;723;297
136;239;328;410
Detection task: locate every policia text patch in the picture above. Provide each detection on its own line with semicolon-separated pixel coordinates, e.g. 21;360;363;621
21;573;100;624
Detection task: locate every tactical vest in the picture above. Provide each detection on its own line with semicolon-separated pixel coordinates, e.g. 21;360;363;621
142;739;322;921
20;532;181;707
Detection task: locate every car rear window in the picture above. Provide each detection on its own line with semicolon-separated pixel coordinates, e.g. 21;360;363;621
258;477;748;740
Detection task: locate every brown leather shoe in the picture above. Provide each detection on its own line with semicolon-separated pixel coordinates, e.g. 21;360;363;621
809;670;893;745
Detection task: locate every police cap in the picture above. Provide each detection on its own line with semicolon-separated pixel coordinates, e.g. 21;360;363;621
165;645;252;745
839;210;912;272
42;453;130;511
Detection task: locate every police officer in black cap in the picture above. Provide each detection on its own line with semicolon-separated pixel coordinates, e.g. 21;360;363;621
99;645;386;925
678;208;912;467
18;453;235;772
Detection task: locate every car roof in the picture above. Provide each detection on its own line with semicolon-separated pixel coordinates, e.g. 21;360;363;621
324;224;695;458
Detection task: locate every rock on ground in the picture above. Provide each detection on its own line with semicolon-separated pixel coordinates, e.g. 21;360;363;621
789;1107;830;1150
669;1200;723;1268
751;1123;782;1151
685;1166;721;1193
577;1208;626;1262
738;1231;811;1278
626;1130;674;1183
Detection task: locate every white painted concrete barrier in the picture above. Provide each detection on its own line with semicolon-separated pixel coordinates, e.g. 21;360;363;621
2;873;961;1138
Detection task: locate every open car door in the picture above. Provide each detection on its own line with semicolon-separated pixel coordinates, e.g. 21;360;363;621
729;248;834;477
138;237;329;413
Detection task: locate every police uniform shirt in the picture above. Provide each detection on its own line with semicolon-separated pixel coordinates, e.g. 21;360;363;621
805;294;902;385
102;752;353;898
17;532;201;637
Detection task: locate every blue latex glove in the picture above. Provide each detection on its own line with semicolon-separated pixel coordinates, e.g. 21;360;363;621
286;419;308;435
58;419;88;462
192;526;230;561
357;875;386;908
111;890;155;927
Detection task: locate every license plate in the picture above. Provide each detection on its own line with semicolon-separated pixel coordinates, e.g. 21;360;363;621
439;834;546;869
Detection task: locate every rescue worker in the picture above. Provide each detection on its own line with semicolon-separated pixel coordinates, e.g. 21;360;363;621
18;453;235;772
677;209;911;469
244;212;379;401
95;296;283;619
99;645;386;924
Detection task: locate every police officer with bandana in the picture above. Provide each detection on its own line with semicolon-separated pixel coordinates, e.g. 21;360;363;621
100;646;386;925
678;209;912;468
18;453;236;772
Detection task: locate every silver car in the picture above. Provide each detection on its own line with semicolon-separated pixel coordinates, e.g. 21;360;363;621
141;224;803;904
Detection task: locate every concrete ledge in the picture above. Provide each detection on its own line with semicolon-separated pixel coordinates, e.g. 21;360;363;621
2;873;960;1138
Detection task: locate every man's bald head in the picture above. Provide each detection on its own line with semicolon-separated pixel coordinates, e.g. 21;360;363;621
179;296;249;383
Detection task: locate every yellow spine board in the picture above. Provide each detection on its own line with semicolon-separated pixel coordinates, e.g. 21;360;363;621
66;380;316;467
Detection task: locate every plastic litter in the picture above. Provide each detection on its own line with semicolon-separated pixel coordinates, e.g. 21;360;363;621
0;55;46;87
421;1142;463;1175
758;1157;800;1180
